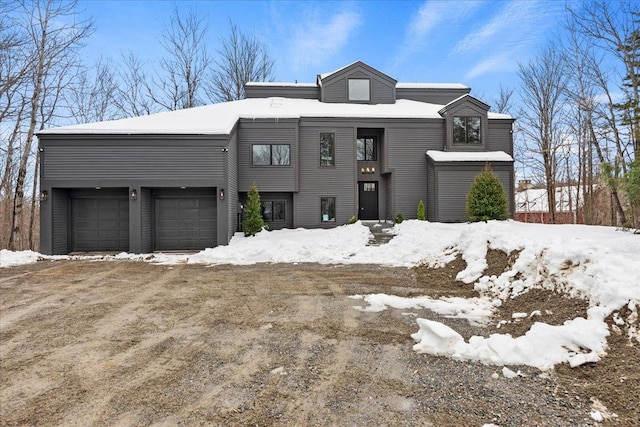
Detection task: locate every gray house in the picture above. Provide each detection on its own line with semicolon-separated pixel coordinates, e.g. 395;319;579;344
38;61;514;255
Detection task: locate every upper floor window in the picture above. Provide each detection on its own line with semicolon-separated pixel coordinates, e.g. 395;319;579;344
357;137;376;161
453;116;481;144
348;78;370;102
252;144;290;166
320;133;335;167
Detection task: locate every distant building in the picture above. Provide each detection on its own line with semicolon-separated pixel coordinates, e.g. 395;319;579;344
515;184;584;224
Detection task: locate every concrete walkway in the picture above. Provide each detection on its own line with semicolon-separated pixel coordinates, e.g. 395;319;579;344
361;220;395;246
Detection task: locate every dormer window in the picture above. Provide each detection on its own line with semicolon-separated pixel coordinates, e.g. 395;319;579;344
348;78;370;102
453;116;481;144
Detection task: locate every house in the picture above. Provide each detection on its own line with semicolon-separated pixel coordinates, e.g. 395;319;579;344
37;61;515;255
515;183;584;224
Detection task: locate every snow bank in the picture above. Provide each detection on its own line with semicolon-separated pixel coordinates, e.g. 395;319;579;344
0;250;41;268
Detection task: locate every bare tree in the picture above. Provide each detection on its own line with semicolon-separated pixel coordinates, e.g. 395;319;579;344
66;57;121;123
207;22;275;102
568;1;639;157
151;7;211;111
492;85;515;115
7;0;92;250
517;46;570;224
113;52;157;117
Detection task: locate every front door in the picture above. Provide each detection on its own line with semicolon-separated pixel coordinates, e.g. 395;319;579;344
358;181;379;220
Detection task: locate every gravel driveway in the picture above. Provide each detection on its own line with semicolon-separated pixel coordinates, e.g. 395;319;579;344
0;259;634;426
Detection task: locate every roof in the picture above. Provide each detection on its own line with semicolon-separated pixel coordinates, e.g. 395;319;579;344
515;186;583;213
426;151;513;162
40;97;452;136
245;82;317;88
396;83;469;90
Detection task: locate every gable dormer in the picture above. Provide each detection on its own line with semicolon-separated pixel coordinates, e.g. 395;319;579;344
317;61;397;104
438;94;490;152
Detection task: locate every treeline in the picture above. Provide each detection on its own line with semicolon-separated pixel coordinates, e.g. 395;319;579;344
511;1;639;227
1;0;275;251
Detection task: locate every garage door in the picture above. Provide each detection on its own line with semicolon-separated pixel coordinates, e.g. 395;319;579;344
72;197;129;252
154;197;216;251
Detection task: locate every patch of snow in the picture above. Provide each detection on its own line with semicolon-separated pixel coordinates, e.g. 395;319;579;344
426;150;513;162
0;250;41;268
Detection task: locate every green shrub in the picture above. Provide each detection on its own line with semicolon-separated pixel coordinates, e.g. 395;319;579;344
242;183;265;236
348;215;357;224
417;200;426;221
395;213;404;224
466;164;509;222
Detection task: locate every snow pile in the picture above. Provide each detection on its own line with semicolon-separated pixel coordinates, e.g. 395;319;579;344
0;250;41;268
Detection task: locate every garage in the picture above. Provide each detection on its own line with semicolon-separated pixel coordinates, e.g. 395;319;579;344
71;189;129;252
153;188;217;251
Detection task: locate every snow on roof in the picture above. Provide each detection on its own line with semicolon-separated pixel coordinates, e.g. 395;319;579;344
515;186;583;213
40;98;450;136
245;82;317;87
318;60;362;79
426;150;513;162
396;83;469;90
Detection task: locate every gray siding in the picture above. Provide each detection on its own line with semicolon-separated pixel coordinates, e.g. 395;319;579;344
226;130;239;240
386;124;443;219
487;120;514;155
322;70;395;104
52;188;69;255
295;125;356;227
238;121;298;192
42;143;224;182
435;165;512;222
426;163;436;221
396;88;470;105
140;187;152;253
245;85;319;99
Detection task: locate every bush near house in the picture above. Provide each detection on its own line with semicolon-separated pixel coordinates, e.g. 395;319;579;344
395;213;404;224
243;183;265;236
466;164;509;222
417;200;426;221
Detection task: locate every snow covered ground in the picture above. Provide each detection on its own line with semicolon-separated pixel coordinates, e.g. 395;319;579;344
2;220;638;372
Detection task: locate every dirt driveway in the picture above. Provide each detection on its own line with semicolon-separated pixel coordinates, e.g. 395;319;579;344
0;258;637;426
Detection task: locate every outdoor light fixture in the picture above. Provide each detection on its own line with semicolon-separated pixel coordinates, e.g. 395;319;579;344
219;188;225;200
40;190;48;201
129;188;137;200
360;167;376;174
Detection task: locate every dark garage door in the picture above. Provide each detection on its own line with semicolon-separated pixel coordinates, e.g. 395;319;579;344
154;196;216;251
72;196;129;252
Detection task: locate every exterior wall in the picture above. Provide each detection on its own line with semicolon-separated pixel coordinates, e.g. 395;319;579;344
39;135;230;255
396;87;470;105
226;128;239;239
295;121;357;227
429;162;514;222
237;119;298;192
487;119;514;155
441;102;489;152
386;122;443;219
239;192;294;230
321;66;396;104
245;84;319;99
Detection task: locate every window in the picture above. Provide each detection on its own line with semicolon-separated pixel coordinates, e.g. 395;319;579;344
321;197;335;222
320;133;335;166
261;201;285;222
363;182;376;191
453;116;481;144
357;137;377;161
252;144;290;165
348;79;370;102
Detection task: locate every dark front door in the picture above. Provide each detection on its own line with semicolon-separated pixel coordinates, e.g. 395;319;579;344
358;181;379;220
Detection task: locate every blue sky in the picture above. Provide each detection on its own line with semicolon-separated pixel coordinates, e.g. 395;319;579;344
79;0;570;105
